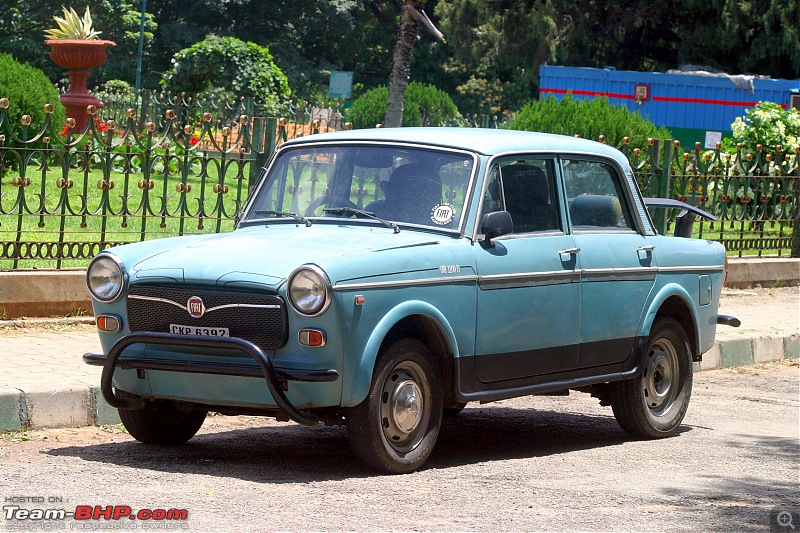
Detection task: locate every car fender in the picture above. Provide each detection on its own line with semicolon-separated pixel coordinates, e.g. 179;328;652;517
341;300;461;407
640;282;700;353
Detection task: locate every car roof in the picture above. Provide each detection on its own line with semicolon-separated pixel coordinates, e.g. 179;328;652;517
282;127;630;167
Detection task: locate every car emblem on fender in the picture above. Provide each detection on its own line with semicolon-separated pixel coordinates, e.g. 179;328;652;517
187;296;205;318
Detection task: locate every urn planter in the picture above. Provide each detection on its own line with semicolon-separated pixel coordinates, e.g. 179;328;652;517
45;39;116;131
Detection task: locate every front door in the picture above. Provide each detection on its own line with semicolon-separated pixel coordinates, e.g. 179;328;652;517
474;158;581;382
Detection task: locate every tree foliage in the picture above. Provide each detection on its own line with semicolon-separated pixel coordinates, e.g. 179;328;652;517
0;0;156;86
0;54;66;144
161;36;290;113
0;0;798;112
347;82;460;129
510;94;672;148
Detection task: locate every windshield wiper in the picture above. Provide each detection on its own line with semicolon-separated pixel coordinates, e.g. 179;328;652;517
254;210;312;227
323;207;400;233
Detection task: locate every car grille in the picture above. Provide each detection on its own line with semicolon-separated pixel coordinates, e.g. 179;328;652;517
127;285;288;350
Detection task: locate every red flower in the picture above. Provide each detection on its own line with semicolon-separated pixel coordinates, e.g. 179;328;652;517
98;122;108;132
189;135;200;146
58;125;69;137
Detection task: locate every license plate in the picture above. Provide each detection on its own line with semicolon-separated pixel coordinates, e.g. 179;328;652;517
169;324;230;337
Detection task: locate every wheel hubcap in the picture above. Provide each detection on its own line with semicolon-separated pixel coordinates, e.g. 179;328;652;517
391;380;423;433
379;362;429;452
643;339;679;415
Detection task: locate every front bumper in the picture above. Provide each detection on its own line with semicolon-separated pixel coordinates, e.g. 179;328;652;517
84;332;339;426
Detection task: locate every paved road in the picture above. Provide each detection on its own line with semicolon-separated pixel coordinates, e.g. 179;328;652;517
1;360;797;532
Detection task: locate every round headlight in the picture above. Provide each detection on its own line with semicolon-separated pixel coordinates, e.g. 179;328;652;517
287;266;330;316
87;254;124;302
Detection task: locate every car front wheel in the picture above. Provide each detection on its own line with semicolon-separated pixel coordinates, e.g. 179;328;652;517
346;339;443;474
609;318;693;439
118;391;207;445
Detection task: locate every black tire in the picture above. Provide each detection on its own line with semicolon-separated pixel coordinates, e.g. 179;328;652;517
609;318;693;439
117;391;207;445
346;339;443;474
443;403;467;417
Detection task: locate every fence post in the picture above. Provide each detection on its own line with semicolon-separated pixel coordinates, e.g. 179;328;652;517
653;139;672;235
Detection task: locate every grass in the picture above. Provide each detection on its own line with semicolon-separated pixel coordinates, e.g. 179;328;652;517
1;160;246;269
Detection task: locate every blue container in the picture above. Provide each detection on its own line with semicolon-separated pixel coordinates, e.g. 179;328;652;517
539;65;800;147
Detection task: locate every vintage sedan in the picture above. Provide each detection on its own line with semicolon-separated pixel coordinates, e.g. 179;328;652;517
85;128;736;474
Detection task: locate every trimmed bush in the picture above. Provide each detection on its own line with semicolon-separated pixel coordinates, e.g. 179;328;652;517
0;54;66;142
346;82;461;129
510;93;671;148
161;36;290;114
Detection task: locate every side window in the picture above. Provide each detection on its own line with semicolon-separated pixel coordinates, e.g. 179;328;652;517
562;159;635;231
499;159;561;234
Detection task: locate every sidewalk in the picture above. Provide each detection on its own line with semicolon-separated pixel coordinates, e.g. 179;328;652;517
0;288;797;431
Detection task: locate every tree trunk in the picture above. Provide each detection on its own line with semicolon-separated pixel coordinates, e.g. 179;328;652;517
384;3;420;128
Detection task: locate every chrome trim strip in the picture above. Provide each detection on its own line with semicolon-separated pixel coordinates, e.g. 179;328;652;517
582;267;657;275
332;265;724;291
657;265;726;273
333;275;479;291
478;270;579;282
581;267;658;282
129;294;186;310
206;303;282;312
479;270;580;290
128;295;281;313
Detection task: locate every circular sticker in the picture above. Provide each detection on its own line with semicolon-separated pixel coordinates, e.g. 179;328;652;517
430;203;455;226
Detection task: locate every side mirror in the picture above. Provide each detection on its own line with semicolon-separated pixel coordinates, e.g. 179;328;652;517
480;211;513;245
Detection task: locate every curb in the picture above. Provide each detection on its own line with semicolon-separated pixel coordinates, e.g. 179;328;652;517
0;383;120;431
1;333;798;431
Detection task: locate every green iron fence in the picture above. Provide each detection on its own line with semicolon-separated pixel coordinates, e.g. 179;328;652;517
0;96;797;270
624;138;800;257
0;96;343;270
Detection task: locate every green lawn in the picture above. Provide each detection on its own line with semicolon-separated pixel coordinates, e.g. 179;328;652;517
1;159;248;269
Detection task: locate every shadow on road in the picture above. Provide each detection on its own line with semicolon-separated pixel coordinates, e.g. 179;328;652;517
659;434;800;530
47;405;688;482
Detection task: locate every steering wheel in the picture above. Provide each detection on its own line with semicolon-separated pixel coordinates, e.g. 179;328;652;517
304;195;360;217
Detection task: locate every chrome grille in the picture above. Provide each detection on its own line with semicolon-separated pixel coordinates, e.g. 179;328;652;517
127;286;288;350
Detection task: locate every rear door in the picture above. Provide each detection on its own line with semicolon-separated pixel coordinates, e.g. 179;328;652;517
561;158;657;368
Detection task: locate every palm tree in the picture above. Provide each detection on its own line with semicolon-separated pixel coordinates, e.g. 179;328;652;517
384;0;445;128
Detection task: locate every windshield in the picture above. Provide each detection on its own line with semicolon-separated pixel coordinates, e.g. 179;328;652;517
244;144;476;230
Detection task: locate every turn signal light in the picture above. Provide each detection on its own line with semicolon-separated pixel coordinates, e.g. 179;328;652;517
724;256;729;286
96;314;121;332
298;329;326;347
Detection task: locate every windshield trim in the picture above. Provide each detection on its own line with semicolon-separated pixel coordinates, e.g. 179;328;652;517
239;140;480;236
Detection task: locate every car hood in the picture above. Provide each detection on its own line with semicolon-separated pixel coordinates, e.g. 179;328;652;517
124;224;445;290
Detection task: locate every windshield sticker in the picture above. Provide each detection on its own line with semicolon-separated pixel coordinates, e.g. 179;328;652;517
430;203;455;226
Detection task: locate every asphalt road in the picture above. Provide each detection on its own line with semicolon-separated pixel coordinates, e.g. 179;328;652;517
1;360;798;532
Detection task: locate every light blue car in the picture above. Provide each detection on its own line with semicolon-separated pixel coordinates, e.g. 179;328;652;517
85;128;737;474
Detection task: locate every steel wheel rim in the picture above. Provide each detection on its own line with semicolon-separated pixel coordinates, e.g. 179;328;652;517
379;361;429;453
643;338;679;416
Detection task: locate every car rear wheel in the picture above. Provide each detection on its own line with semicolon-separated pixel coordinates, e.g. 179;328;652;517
609;318;693;439
118;391;207;445
346;339;443;474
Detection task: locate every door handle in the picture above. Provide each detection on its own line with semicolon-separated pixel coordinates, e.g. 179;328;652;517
636;245;656;252
558;247;581;255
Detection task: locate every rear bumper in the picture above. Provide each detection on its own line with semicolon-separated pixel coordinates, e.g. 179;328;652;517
84;332;338;426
